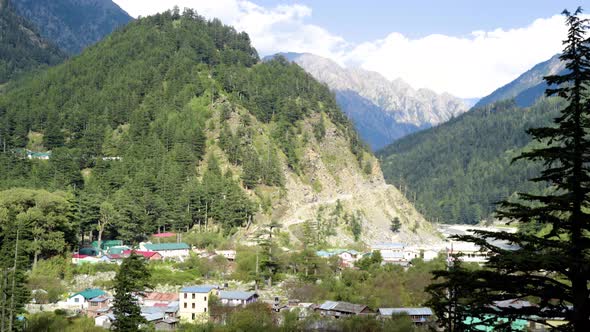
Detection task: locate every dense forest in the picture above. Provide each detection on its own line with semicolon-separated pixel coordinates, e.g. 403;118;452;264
0;0;65;83
0;8;366;246
378;98;563;224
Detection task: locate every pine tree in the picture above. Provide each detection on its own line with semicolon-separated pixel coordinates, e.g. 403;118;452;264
429;8;590;330
112;253;152;331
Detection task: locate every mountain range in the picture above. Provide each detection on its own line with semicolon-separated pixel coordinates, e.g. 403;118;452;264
0;9;439;246
274;52;469;150
378;54;565;224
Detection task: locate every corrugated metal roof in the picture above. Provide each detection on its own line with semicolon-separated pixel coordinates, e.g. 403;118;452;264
144;243;190;251
180;285;218;293
219;291;257;301
70;288;106;300
378;307;433;316
318;301;367;314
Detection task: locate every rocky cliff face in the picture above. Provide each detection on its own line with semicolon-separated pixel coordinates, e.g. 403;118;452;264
279;53;468;150
11;0;132;54
216;104;441;247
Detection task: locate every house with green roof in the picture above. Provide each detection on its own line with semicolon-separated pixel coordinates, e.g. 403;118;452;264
140;242;190;260
66;288;107;309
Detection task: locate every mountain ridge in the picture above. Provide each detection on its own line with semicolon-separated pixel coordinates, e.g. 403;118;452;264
270;52;468;150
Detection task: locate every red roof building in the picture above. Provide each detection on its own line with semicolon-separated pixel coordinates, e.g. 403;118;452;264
122;250;163;260
152;232;176;238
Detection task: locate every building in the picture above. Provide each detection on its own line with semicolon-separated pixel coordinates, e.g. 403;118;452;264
381;251;409;266
66;289;107;310
378;307;433;324
447;242;489;264
371;242;405;254
316;301;372;318
316;249;361;267
143;292;179;307
218;291;258;307
123;250;163;261
26;150;51;160
178;285;219;323
87;295;111;317
141;242;190;260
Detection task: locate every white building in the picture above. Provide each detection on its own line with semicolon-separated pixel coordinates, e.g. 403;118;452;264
219;291;258;307
141;242;190;260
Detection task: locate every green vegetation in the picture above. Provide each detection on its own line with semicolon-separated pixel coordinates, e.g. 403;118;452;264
428;9;590;330
379;98;563;224
112;253;152;331
0;0;65;83
0;8;368;245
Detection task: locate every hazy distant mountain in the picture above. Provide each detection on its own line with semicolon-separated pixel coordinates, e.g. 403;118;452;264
475;54;564;108
11;0;132;54
378;54;567;224
0;0;65;83
273;52;468;150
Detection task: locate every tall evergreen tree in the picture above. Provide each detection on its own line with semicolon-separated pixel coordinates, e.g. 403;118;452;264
429;8;590;331
112;253;152;331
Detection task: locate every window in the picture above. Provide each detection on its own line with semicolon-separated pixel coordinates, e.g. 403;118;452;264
192;293;195;299
192;313;195;320
184;293;187;299
204;307;207;312
184;303;187;309
91;302;97;307
74;298;79;303
204;296;207;301
192;303;195;309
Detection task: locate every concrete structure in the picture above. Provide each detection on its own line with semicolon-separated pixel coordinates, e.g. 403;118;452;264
142;242;190;260
218;291;258;307
87;295;111;317
178;285;219;323
447;242;489;264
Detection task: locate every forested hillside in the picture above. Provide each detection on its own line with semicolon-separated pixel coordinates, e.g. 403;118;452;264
0;0;65;83
379;98;563;224
0;9;433;247
11;0;132;54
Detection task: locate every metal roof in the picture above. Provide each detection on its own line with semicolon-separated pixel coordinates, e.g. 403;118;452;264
318;301;368;314
70;288;106;300
219;291;257;301
144;242;190;251
180;285;218;293
378;308;433;316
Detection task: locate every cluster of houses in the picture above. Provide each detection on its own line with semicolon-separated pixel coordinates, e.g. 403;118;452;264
316;242;444;268
71;236;237;265
59;285;435;330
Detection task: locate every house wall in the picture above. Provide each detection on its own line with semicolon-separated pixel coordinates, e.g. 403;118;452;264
66;295;87;309
179;290;214;323
157;249;189;259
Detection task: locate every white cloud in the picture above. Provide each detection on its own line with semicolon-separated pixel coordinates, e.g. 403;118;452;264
343;16;567;98
113;0;571;98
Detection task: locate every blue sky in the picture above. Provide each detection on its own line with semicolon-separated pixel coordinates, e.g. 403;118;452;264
114;0;587;98
251;0;587;42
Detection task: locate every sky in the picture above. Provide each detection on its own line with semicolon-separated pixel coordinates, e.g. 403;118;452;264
112;0;589;98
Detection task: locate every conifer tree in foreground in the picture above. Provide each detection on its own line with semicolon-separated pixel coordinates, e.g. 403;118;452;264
428;8;590;331
112;253;152;331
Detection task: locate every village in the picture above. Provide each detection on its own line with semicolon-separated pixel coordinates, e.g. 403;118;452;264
19;225;543;331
